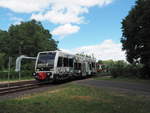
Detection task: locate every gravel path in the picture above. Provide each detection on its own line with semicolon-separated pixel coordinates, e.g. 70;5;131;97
76;79;150;96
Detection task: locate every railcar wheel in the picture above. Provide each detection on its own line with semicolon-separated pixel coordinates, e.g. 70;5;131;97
52;74;59;83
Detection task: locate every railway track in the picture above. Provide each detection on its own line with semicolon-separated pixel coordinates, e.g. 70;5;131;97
0;80;38;88
0;82;50;95
0;75;96;96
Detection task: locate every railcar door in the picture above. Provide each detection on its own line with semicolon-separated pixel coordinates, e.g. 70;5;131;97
81;63;87;76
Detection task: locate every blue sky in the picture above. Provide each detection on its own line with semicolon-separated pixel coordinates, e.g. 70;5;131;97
59;0;136;48
0;0;136;60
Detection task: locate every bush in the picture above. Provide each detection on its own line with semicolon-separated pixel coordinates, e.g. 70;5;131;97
108;61;125;78
101;60;143;78
97;72;111;76
109;64;142;78
0;70;34;80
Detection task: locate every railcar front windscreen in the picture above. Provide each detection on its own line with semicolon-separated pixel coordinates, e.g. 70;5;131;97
36;52;56;71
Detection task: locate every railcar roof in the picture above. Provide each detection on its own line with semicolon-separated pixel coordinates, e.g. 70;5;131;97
38;50;96;61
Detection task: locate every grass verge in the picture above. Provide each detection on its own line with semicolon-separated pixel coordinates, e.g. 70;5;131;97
0;77;34;83
0;83;150;113
95;74;150;84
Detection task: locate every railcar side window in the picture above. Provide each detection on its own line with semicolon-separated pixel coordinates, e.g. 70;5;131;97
74;62;81;70
89;64;92;70
92;62;95;68
74;63;77;69
57;57;63;67
78;63;81;70
64;58;69;67
69;59;73;67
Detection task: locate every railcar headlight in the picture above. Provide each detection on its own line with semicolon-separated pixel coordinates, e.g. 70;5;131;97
32;73;36;76
47;72;52;76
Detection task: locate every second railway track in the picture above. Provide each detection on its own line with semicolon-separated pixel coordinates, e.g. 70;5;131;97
0;82;50;95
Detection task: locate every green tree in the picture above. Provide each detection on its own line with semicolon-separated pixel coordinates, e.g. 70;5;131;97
0;20;58;70
8;19;58;57
121;0;150;77
97;60;103;64
0;30;10;54
0;53;5;70
0;30;10;68
102;60;115;67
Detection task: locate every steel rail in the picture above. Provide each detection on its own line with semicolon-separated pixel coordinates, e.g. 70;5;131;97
0;81;50;95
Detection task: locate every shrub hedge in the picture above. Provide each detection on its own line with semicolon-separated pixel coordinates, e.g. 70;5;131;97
0;70;34;80
99;60;143;78
109;64;142;78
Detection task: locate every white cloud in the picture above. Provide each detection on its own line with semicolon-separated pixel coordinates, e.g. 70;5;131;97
0;0;113;13
61;40;126;61
52;24;80;37
31;9;85;25
31;0;113;24
0;0;114;37
0;0;50;13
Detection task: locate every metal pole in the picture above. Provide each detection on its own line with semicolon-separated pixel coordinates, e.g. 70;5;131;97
7;57;11;87
19;58;21;81
19;71;21;81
